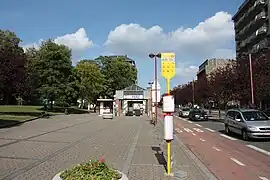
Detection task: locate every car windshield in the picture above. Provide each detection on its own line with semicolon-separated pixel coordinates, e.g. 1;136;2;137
242;111;269;121
183;108;190;111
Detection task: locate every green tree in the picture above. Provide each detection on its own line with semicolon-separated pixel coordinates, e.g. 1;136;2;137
35;40;74;108
0;30;27;104
24;47;40;104
96;56;137;97
75;60;106;104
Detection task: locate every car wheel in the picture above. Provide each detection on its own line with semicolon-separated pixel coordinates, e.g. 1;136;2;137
242;130;249;141
225;125;230;134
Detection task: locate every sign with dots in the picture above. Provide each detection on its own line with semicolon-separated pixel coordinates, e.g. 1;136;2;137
161;53;176;80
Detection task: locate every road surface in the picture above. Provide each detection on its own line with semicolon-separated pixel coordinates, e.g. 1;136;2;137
173;115;270;180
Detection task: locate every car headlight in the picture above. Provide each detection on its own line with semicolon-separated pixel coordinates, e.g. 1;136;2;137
248;126;258;131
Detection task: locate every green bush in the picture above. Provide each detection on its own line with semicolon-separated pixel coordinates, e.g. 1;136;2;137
60;158;121;180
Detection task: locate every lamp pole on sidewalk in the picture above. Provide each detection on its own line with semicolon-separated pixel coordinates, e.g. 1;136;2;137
149;53;161;125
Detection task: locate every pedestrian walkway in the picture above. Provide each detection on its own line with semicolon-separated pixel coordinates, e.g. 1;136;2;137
0;114;216;180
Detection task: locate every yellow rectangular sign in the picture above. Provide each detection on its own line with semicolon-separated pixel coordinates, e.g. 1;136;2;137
161;53;176;79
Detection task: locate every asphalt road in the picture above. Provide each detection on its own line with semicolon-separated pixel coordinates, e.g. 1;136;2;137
192;118;270;152
173;115;270;180
175;109;270;152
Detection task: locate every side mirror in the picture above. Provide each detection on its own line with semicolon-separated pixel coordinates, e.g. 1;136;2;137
235;118;241;122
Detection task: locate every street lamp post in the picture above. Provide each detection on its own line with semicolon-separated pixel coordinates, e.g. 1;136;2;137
149;53;161;125
148;81;153;121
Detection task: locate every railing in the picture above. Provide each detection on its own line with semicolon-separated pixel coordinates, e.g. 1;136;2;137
238;11;266;36
235;0;266;29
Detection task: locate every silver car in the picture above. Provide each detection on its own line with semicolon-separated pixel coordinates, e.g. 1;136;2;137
179;107;191;117
224;109;270;140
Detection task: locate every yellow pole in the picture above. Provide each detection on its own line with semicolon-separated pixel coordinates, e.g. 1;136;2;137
167;78;170;95
167;141;171;174
166;77;171;175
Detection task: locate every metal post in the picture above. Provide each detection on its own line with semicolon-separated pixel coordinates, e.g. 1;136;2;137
167;79;171;175
249;54;255;106
192;79;195;106
155;56;158;125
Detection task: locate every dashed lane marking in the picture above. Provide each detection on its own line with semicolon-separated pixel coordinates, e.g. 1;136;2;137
205;128;215;132
213;147;221;152
200;138;206;142
192;133;196;136
259;176;269;180
195;124;202;127
246;145;270;156
183;128;193;133
187;120;193;124
193;128;204;132
230;157;245;166
220;134;237;141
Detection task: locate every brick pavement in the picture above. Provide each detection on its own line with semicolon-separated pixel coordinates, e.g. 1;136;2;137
0;114;216;180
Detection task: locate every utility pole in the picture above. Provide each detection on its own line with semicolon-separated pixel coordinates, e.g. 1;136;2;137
192;79;195;107
249;54;255;107
149;53;161;125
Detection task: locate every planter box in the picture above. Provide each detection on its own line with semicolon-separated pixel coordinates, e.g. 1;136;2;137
52;170;128;180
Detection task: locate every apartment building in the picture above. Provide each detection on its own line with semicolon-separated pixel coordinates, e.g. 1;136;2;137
197;58;233;80
233;0;270;56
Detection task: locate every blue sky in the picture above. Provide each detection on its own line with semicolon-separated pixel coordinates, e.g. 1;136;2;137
0;0;244;93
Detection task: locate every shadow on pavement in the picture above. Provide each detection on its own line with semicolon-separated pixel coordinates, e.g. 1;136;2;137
0;119;21;128
151;146;167;171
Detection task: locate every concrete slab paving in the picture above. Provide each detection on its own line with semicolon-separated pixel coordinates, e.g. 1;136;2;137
0;113;216;180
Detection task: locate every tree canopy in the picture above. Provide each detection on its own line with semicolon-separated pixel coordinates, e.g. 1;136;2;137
0;30;138;106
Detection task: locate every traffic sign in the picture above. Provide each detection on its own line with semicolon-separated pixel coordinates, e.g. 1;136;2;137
161;53;176;80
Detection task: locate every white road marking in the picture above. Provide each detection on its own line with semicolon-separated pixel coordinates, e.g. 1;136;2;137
192;133;196;136
213;147;221;152
187;120;193;123
193;128;204;132
183;128;193;133
259;176;269;180
205;128;215;132
230;157;245;166
195;124;202;127
246;145;270;156
200;138;206;142
174;116;187;121
220;134;237;141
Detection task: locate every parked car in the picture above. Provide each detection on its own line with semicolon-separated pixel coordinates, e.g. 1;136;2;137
179;107;191;117
126;107;134;116
188;109;208;121
102;108;113;119
224;109;270;140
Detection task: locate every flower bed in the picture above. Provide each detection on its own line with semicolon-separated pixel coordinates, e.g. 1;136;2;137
52;157;128;180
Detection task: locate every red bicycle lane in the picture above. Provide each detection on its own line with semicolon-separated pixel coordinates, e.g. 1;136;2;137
173;116;270;180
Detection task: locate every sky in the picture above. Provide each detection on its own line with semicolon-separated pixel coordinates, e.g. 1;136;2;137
0;0;244;93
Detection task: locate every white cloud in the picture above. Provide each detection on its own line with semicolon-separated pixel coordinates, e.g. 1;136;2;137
54;28;94;51
105;11;235;61
21;39;43;51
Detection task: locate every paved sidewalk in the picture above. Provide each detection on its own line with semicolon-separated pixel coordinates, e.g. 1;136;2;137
0;114;215;180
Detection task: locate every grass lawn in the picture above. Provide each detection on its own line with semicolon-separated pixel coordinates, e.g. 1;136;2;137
0;105;42;113
0;115;34;121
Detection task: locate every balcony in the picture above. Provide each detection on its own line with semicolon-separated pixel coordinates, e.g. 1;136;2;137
239;25;267;49
237;11;267;39
256;25;268;35
235;0;267;29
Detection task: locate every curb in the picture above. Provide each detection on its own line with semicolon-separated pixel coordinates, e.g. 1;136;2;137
208;117;224;123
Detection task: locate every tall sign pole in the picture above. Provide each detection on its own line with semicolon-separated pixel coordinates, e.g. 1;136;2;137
161;52;176;176
249;54;255;107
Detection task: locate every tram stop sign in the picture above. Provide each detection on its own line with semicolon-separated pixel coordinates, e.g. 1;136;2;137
161;53;176;80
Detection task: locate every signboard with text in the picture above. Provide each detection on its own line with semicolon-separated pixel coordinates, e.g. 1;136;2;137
161;53;176;80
